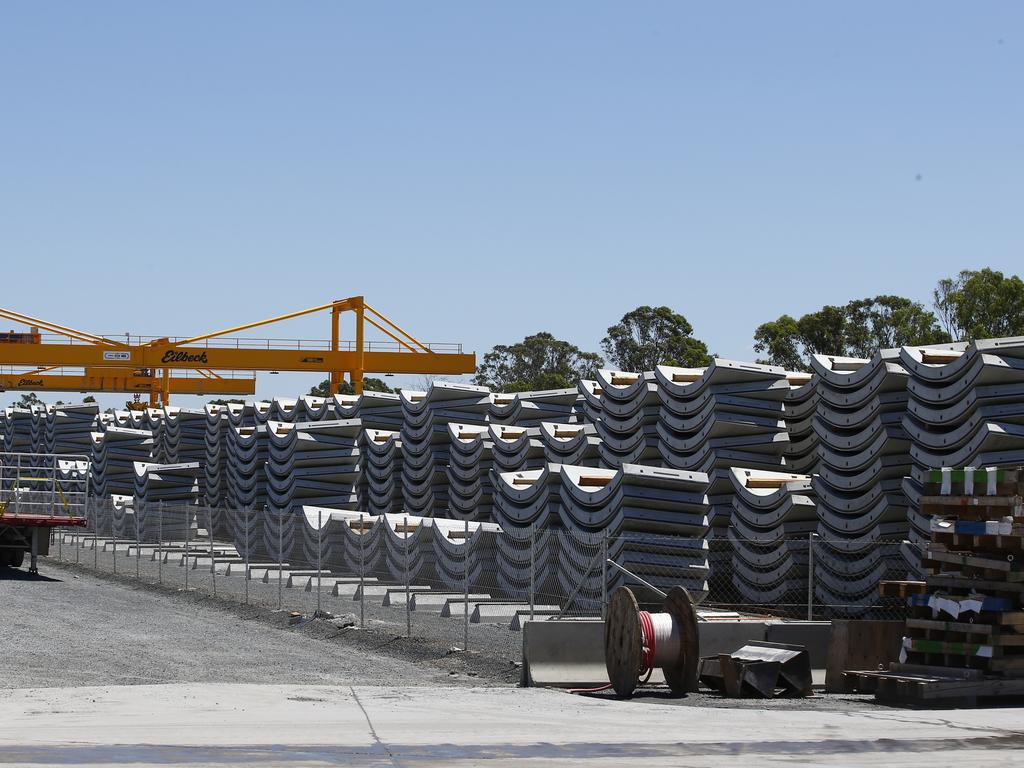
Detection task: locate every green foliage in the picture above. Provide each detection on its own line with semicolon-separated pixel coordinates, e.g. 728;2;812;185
752;314;804;371
207;398;246;406
474;332;603;392
934;268;1024;341
754;296;949;370
9;392;43;409
83;395;97;403
308;377;396;397
601;305;712;371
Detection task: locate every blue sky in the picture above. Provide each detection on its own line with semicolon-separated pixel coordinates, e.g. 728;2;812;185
1;3;1021;408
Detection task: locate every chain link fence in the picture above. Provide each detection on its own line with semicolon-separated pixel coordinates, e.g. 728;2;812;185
48;500;922;665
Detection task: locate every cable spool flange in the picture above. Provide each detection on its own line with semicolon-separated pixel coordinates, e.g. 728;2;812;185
604;585;699;698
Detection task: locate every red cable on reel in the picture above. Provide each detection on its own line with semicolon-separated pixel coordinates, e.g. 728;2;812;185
638;610;656;675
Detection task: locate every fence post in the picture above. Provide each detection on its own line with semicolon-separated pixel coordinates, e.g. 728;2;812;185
244;506;250;605
807;532;816;621
359;513;365;629
529;524;535;623
135;502;141;580
277;507;283;610
93;498;99;570
404;516;411;638
184;504;190;592
463;518;469;652
601;530;609;621
57;469;63;561
317;509;323;615
111;500;117;575
208;507;217;597
157;500;163;585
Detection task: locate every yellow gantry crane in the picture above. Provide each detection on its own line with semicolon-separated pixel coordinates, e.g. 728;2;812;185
0;297;475;405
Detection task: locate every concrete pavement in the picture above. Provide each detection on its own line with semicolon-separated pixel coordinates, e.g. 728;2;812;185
2;683;1023;767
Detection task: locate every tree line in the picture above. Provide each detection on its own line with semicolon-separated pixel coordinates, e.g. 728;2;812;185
473;267;1024;390
13;268;1015;405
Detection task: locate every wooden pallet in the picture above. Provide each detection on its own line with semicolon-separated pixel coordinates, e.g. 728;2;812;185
920;494;1024;521
879;580;927;598
853;467;1024;705
922;549;1024;582
846;664;1024;706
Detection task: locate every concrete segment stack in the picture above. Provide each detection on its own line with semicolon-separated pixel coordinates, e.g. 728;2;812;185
556;463;710;607
89;426;155;497
1;407;35;452
727;468;817;607
489;424;544;472
488;388;582;426
399;382;490;517
360;429;403;515
809;351;915;613
445;423;494;521
538;422;601;466
162;407;207;464
203;404;231;508
491;464;563;599
44;403;100;455
132;461;202;541
782;374;820;474
263;419;361;561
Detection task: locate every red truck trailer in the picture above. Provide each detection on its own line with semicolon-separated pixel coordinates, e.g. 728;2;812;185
0;452;89;573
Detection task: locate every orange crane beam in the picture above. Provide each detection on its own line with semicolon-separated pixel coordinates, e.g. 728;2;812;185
0;371;256;396
0;297;475;404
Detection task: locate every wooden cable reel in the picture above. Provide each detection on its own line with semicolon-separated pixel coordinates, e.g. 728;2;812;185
604;585;700;697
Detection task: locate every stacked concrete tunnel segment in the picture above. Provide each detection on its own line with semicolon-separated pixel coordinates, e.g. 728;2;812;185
7;335;1024;615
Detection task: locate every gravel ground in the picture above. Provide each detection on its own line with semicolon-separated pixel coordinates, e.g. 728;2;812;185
42;531;527;676
0;559;517;689
5;546;911;713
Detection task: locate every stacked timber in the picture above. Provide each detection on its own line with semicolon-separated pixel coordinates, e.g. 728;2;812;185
848;466;1024;705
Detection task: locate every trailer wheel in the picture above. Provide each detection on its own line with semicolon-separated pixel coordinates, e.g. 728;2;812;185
9;550;25;569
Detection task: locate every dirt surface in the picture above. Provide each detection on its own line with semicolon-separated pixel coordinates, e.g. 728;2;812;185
0;563;517;689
